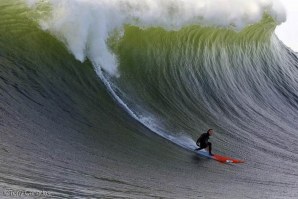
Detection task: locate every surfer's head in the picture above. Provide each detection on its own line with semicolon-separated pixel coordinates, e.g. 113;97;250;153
207;129;213;136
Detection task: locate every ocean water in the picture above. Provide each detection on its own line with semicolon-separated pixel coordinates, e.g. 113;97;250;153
0;0;298;198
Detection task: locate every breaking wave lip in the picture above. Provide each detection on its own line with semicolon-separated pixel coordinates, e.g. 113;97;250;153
26;0;286;76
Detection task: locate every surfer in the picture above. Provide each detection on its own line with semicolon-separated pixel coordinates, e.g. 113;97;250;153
195;129;214;156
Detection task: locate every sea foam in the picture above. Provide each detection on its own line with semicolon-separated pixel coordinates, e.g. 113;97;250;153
26;0;286;75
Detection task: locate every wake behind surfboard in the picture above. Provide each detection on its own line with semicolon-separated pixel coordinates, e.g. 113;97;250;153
195;149;244;164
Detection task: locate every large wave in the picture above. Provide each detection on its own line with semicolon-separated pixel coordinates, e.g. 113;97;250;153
21;0;298;153
1;1;298;198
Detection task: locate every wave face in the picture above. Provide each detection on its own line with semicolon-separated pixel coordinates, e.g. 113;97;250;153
1;0;298;198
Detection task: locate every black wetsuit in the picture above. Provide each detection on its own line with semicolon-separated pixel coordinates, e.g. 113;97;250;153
196;133;212;155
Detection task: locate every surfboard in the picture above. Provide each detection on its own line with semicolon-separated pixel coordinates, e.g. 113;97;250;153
195;149;244;164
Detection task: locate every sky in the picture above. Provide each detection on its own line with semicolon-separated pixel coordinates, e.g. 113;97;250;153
275;0;298;51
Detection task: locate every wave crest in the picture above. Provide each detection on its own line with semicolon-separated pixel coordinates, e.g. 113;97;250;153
26;0;286;75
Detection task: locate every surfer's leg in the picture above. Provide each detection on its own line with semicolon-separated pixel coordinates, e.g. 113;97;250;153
207;142;213;156
195;143;206;151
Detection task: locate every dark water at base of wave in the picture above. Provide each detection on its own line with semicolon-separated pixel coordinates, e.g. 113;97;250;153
0;1;298;198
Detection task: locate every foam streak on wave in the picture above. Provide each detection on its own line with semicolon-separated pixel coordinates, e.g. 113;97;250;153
26;0;286;75
96;68;197;151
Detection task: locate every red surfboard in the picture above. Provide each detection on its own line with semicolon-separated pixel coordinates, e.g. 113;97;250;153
195;149;244;164
211;154;244;163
